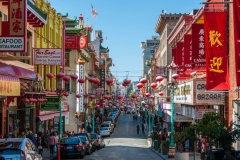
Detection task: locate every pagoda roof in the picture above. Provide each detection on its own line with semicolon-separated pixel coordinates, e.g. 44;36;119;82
100;44;109;52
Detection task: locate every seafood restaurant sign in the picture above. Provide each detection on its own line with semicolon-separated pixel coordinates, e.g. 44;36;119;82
33;48;62;65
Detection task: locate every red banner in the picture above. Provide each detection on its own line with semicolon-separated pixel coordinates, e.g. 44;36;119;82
65;36;79;49
184;34;192;70
233;0;240;86
204;12;229;90
79;36;88;49
176;42;184;76
192;24;205;68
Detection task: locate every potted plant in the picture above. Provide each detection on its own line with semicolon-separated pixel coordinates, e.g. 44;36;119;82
162;140;170;155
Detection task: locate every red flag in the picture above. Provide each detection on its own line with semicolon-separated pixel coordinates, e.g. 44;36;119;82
192;24;206;69
176;42;184;76
184;34;192;71
204;11;229;90
233;0;240;86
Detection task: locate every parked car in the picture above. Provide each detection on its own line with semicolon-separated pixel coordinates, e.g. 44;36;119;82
90;133;102;150
106;117;116;127
0;138;42;160
77;136;93;155
60;137;85;158
74;133;96;152
100;127;111;137
103;121;114;132
97;135;105;148
101;123;114;134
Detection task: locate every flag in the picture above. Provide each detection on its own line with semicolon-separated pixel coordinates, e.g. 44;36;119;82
91;5;98;17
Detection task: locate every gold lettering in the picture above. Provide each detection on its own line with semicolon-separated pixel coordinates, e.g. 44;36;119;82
209;30;223;47
210;57;224;73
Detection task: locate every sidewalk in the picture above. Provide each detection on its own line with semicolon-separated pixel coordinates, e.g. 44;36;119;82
41;148;57;160
147;139;201;160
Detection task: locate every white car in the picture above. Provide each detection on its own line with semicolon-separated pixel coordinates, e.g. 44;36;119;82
100;127;111;137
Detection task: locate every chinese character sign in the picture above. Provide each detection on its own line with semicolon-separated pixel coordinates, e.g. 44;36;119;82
9;0;26;36
192;24;206;68
184;34;192;70
176;42;184;75
204;11;229;90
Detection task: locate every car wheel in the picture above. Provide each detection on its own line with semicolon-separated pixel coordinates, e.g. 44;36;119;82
80;151;85;159
87;148;91;155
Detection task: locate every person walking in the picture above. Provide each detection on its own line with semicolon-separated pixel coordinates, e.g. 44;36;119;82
48;133;56;156
136;124;140;134
141;123;145;133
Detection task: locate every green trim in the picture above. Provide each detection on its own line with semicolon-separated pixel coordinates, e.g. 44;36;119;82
100;44;109;52
80;54;90;62
65;49;71;52
27;0;47;23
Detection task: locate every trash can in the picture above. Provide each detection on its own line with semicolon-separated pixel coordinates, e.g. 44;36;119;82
154;140;158;150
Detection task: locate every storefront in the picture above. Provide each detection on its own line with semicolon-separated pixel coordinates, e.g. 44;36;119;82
36;96;69;133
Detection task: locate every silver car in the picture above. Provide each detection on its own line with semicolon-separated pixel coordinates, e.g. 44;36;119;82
0;138;42;160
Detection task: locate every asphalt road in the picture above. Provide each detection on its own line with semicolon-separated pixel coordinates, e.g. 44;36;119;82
62;112;161;160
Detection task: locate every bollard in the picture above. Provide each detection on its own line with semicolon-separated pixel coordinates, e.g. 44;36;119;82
57;143;60;160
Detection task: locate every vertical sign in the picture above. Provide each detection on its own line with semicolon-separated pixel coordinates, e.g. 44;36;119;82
184;35;192;70
79;64;84;112
76;64;80;113
192;24;205;68
99;64;105;91
176;42;184;76
204;12;229;90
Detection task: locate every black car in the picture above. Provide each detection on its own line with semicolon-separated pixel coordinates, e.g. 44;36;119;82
60;137;85;158
74;133;96;152
77;136;93;155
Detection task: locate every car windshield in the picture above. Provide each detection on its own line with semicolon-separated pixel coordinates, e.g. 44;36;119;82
62;138;79;144
101;124;109;127
90;134;97;139
0;142;21;149
78;136;87;143
101;127;109;130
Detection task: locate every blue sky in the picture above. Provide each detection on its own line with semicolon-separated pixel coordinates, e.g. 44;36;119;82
48;0;203;82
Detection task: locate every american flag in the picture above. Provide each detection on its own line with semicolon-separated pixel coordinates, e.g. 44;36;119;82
91;5;98;17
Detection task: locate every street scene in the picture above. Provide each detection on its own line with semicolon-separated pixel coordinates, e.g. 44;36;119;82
0;0;240;160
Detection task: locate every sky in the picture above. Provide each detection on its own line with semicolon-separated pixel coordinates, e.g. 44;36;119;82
48;0;203;82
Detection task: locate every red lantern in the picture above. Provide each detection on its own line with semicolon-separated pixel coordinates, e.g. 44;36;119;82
156;76;164;82
76;94;81;98
107;82;113;86
103;95;109;99
88;77;94;83
145;93;151;97
122;82;127;87
172;73;179;80
123;78;131;85
46;73;54;79
151;82;158;89
57;72;65;78
105;106;109;108
106;78;113;84
78;78;85;83
140;78;148;84
63;92;69;97
118;95;123;99
89;95;95;99
132;95;137;98
136;83;144;89
94;78;100;84
159;92;164;96
96;105;100;108
145;104;149;108
63;76;70;81
24;98;29;103
70;74;78;80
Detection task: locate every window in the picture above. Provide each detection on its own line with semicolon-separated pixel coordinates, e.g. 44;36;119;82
65;52;70;67
3;14;7;21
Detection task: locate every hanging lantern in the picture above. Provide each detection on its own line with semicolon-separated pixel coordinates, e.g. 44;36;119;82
88;77;94;83
89;95;95;99
24;98;29;103
106;78;113;84
96;105;100;108
63;76;71;82
140;78;148;84
103;95;109;99
156;76;164;82
70;74;78;80
108;82;114;86
123;78;131;85
78;78;85;83
136;83;144;89
145;93;151;97
57;72;65;78
63;92;69;97
145;104;149;108
46;73;54;79
122;82;128;87
151;82;158;89
159;92;164;96
94;78;100;84
118;95;123;99
172;73;179;80
132;95;137;99
76;94;81;98
105;106;109;108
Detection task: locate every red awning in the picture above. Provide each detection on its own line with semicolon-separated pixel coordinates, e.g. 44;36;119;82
38;111;69;121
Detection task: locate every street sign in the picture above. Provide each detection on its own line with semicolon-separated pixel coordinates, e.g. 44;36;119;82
40;96;60;110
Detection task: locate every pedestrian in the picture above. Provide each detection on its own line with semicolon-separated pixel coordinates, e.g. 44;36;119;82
18;131;26;138
200;143;205;160
185;139;189;151
48;133;56;156
178;140;183;153
37;133;43;156
141;123;145;133
33;134;38;146
87;123;91;133
136;124;140;134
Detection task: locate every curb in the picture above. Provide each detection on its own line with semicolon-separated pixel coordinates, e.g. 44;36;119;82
149;147;169;160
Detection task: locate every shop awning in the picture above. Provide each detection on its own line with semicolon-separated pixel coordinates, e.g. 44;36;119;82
38;111;69;121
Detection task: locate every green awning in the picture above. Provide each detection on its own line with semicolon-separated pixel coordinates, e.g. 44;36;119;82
27;0;47;24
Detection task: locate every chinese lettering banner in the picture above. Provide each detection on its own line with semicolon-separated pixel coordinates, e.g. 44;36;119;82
204;12;229;90
192;24;205;68
65;36;79;49
184;34;192;70
233;0;240;86
176;42;184;75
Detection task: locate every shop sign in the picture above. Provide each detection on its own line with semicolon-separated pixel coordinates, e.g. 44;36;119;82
0;76;20;96
39;100;69;115
99;69;105;88
174;81;193;104
40;97;60;110
195;106;216;119
0;0;27;52
65;36;79;49
195;80;224;105
33;48;62;65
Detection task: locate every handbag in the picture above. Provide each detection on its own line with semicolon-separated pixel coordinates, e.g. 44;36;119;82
54;145;57;153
